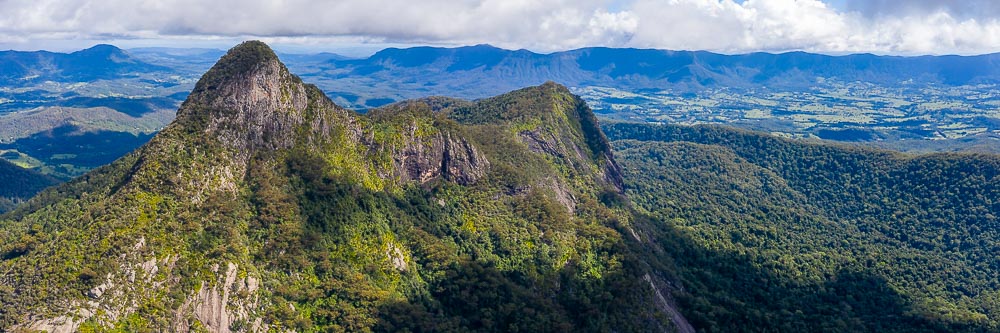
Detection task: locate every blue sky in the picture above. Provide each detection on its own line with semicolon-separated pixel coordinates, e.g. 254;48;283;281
1;0;999;56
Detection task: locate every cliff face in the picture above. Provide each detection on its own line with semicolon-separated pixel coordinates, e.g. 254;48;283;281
0;42;671;332
391;130;489;185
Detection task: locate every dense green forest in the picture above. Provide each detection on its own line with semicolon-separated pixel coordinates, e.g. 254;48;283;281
0;158;58;213
0;42;670;332
605;122;1000;332
3;40;999;333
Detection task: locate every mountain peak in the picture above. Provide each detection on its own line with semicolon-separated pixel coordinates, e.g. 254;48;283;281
189;41;283;95
539;80;570;92
215;40;279;70
66;44;140;66
444;81;622;191
1;42;661;332
173;41;336;158
73;44;126;56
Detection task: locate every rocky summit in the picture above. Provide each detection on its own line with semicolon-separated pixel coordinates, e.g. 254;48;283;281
0;41;685;332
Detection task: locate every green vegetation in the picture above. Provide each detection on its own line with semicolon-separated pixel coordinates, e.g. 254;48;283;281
4;40;999;332
0;158;58;213
0;43;666;332
580;84;1000;154
606;122;1000;332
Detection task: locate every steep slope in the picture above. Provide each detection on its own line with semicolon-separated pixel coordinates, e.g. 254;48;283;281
606;122;1000;332
0;42;673;332
0;158;58;213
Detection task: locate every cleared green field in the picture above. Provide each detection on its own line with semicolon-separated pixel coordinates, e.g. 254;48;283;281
576;82;1000;152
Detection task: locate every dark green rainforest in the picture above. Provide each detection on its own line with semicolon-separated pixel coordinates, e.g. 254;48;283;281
0;159;57;213
1;41;998;332
605;123;1000;333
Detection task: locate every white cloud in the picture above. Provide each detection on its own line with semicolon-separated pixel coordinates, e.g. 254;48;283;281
626;0;1000;55
846;0;1000;20
0;0;999;55
0;0;637;51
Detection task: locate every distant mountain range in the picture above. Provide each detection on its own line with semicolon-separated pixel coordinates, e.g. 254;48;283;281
303;44;1000;107
2;43;1000;182
8;43;1000;106
3;41;999;332
0;45;170;84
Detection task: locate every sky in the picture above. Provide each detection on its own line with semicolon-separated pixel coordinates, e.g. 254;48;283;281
2;0;1000;56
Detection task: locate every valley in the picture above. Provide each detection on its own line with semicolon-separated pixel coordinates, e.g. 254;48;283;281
0;41;998;332
4;44;1000;182
606;122;1000;332
5;0;1000;331
581;82;1000;151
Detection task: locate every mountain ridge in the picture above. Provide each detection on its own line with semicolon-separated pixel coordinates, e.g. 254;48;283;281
0;44;169;84
3;41;1000;332
288;44;1000;108
0;41;674;332
0;158;58;213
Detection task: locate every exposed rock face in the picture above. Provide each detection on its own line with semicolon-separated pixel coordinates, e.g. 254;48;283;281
469;81;624;194
371;102;490;186
600;153;625;192
18;315;84;333
439;132;489;184
203;59;308;155
178;41;488;187
393;131;489;185
517;124;622;194
644;274;696;333
176;41;344;164
519;128;568;159
173;263;262;333
0;42;675;333
13;238;171;332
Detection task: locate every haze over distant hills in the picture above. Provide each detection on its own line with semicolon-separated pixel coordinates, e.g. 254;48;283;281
0;45;170;85
0;40;676;332
8;42;1000;111
2;41;999;332
1;43;999;184
307;44;1000;103
246;45;1000;153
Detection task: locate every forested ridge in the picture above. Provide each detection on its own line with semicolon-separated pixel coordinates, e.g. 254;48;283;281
0;158;58;213
606;122;1000;332
0;42;670;332
2;40;999;332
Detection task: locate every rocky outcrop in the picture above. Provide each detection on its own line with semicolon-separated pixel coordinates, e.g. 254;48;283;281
387;118;489;186
644;274;695;333
16;315;85;333
176;41;488;188
438;132;489;184
600;153;625;193
174;41;346;166
173;263;262;333
0;41;672;333
13;238;170;332
203;58;309;156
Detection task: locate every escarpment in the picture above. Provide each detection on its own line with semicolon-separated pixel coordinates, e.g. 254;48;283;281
0;41;677;332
